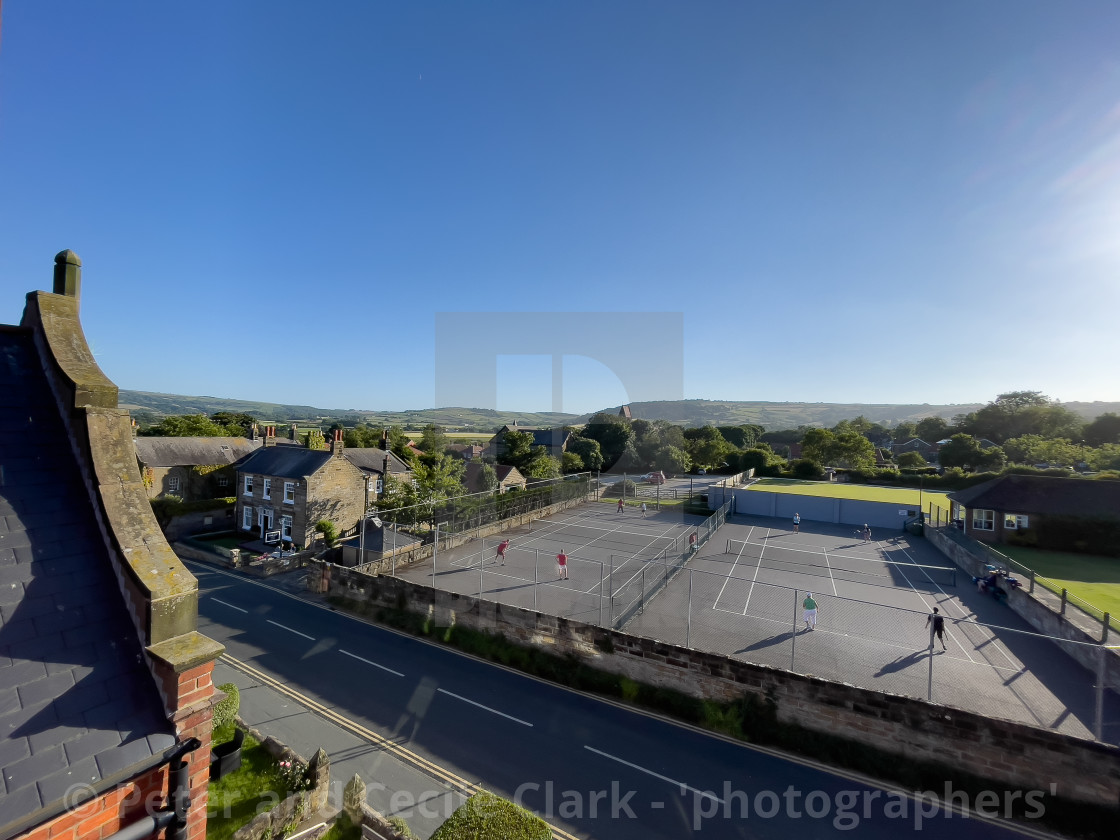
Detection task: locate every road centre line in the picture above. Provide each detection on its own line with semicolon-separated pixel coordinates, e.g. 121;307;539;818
211;598;247;613
436;688;533;727
339;649;405;677
266;619;316;641
583;745;723;804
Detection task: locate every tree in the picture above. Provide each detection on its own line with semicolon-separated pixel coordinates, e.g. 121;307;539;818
937;434;1005;472
954;392;1082;443
498;430;535;469
302;429;327;450
914;417;949;442
717;425;764;449
140;414;227;437
475;462;499;492
891;421;918;441
652;445;691;475
210;412;257;435
1090;444;1120;471
522;452;561;479
566;436;604;471
792;459;823;479
418;423;449;454
683;425;733;471
801;428;875;469
410;454;466;528
580;413;635;468
344;423;384;449
1084;413;1120;447
896;451;927;468
561;451;584;473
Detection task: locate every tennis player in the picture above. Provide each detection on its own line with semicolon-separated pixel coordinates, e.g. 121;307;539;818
495;539;510;565
556;549;569;580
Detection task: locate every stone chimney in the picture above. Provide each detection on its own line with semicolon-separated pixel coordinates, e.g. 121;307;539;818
53;249;82;298
249;423;259;441
289;423;298;441
382;428;389;451
383;454;391;478
330;428;344;457
131;418;138;438
264;425;276;447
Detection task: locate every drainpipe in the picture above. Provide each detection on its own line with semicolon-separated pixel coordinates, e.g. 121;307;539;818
102;738;202;840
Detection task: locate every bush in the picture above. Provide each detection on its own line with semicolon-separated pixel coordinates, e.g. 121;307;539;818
213;682;240;730
430;790;550;840
386;816;418;839
315;520;340;546
791;459;823;479
607;479;637;498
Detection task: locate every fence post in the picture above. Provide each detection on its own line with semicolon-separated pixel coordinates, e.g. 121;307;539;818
534;550;539;612
479;550;484;599
686;570;693;648
609;555;616;625
1095;645;1106;741
598;560;605;627
1028;569;1035;594
1103;614;1111;644
1060;589;1068;615
790;588;798;671
927;620;935;702
640;567;646;615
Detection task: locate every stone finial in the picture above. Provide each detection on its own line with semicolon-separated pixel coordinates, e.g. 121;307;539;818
53;250;82;298
343;774;366;822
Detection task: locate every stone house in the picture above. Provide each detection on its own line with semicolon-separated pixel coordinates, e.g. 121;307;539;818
1;251;222;840
463;462;527;494
134;435;261;500
342;447;413;502
234;429;365;547
948;474;1120;545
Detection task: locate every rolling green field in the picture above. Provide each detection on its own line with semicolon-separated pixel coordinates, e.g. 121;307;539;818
748;478;950;508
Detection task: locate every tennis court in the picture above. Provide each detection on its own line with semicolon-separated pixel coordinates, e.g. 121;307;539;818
621;513;1117;741
393;502;713;627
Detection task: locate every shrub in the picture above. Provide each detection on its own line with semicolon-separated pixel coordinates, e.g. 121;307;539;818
791;459;823;479
430;790;550;840
213;682;240;731
315;520;340;546
387;816;418;839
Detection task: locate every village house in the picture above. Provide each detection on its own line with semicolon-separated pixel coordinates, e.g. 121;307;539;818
463;462;527;494
134;435;261;500
234;427;365;548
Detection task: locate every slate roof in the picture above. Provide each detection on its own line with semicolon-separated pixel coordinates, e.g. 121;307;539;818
343;448;411;476
0;328;175;835
948;474;1120;518
236;446;334;479
134;435;260;467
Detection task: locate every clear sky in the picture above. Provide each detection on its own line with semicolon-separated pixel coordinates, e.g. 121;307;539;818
1;2;1118;415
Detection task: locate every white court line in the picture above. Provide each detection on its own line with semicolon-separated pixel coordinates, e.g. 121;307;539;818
211;598;247;613
584;746;723;804
713;526;752;611
740;529;770;616
437;688;533;726
821;543;838;596
266;619;315;641
339;649;405;677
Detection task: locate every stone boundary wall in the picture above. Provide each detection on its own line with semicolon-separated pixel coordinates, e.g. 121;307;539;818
230;717;330;840
926;527;1120;685
345;489;599;574
319;563;1120;807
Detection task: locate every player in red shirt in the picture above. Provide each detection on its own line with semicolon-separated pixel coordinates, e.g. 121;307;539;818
495;539;510;565
556;550;569;580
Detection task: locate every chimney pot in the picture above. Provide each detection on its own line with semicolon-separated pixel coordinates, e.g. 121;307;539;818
53;250;82;298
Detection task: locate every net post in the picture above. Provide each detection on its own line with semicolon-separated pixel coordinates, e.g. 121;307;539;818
790;588;798;671
686;570;693;648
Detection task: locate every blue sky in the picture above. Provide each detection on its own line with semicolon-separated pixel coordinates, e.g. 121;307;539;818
2;2;1118;415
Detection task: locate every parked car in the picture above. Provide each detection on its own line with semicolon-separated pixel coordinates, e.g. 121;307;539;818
696;468;706;475
645;471;666;484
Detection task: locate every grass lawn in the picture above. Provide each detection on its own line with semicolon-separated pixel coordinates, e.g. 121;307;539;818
749;478;950;509
206;725;290;840
993;545;1120;624
196;535;243;550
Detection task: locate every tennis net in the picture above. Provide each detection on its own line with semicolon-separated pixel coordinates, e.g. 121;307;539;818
529;519;682;557
724;539;957;587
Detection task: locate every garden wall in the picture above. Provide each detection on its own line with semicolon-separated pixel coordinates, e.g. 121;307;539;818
319;563;1120;807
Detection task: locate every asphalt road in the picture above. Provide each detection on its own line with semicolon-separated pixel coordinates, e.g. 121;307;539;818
192;563;1054;840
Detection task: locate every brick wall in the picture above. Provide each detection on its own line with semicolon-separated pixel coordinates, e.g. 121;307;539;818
321;564;1120;807
17;765;170;840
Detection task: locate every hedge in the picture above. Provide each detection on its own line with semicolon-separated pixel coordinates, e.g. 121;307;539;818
430;790;550;840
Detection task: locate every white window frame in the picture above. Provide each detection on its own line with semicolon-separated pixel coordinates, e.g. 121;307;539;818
281;515;292;541
1003;513;1029;530
263;478;272;500
376;478;383;494
284;481;295;504
217;475;229;488
243;505;253;530
168;476;180;492
973;509;995;531
244;475;254;495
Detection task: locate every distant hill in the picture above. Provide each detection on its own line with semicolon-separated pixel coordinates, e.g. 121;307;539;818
119;391;1120;432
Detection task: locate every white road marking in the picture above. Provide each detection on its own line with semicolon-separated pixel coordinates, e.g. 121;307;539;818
583;745;723;804
212;598;247;613
266;619;315;641
437;688;533;726
339;649;405;677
